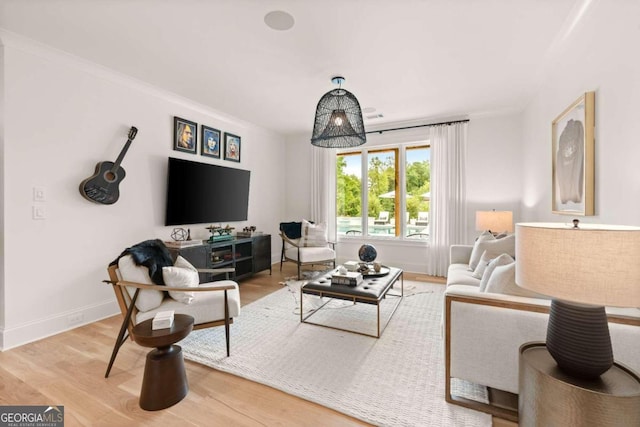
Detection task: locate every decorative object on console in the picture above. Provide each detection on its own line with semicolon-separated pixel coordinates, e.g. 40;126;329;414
207;225;235;243
236;226;257;238
475;210;513;235
311;76;366;148
171;227;188;241
174;116;197;154
552;92;595;216
223;132;241;162
79;126;138;205
201;125;221;158
516;221;640;379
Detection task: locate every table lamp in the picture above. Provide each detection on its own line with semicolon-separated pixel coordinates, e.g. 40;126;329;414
475;210;513;234
515;221;640;379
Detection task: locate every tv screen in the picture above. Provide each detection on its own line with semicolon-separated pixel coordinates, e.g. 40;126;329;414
165;157;251;226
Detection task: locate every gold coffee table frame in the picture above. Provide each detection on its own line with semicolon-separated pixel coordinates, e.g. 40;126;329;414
300;268;403;338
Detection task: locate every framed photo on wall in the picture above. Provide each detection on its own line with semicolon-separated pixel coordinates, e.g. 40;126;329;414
551;91;595;216
174;116;197;154
201;125;221;158
224;132;241;162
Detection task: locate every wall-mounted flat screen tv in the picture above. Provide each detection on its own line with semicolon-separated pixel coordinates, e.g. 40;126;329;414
165;157;250;226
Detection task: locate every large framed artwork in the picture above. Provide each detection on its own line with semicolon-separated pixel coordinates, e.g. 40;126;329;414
552;91;595;216
174;116;197;154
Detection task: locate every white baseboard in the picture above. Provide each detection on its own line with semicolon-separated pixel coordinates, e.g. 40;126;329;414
0;300;119;351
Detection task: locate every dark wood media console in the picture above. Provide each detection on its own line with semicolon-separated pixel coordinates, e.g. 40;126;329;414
169;234;271;282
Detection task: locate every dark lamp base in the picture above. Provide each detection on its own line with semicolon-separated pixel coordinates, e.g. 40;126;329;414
546;299;613;380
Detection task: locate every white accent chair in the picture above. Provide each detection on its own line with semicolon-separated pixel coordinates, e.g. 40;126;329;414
279;221;336;279
104;255;241;378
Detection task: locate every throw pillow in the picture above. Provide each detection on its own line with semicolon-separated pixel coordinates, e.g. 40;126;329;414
301;219;328;247
118;255;164;312
469;234;516;271
471;250;494;279
163;256;199;304
484;262;542;298
478;253;514;292
468;231;496;270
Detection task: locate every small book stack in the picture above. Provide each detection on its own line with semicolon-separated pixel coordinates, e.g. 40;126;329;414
152;310;175;330
331;271;363;286
164;240;203;249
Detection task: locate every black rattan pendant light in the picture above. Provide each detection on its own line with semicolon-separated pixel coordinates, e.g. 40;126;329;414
311;76;366;148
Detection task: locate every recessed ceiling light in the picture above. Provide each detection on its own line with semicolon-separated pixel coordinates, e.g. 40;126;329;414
264;11;295;31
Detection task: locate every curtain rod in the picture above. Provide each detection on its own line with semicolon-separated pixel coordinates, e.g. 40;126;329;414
365;119;469;135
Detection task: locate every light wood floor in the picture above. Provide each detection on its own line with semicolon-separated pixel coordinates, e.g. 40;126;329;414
0;263;516;426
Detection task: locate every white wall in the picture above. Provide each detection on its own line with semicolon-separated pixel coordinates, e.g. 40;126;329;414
285;114;523;273
0;33;287;349
520;1;640;225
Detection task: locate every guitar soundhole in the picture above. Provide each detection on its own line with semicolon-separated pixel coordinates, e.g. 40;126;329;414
104;171;117;182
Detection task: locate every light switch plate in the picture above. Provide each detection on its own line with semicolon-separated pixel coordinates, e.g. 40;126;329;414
32;206;46;220
33;186;47;202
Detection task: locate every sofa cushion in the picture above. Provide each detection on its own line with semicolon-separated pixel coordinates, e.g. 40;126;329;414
478;254;514;292
468;231;496;270
471;250;494;279
163;256;199;304
301;219;328;247
484;262;541;298
118;255;164;312
447;264;481;287
469;234;516;271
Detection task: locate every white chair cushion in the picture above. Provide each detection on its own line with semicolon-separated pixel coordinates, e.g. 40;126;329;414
285;246;335;263
163;256;199;304
136;280;241;325
118;255;164;312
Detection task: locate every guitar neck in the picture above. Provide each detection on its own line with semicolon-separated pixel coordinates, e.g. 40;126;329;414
109;127;137;173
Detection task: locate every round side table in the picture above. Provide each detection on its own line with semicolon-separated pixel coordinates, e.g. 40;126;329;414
132;314;194;411
519;342;640;427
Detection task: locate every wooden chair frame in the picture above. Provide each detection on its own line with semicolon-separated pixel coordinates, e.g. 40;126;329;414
104;264;236;378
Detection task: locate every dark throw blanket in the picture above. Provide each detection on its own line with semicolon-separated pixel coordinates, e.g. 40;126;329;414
110;239;174;285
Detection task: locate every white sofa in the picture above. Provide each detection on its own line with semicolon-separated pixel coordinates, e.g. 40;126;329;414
444;244;640;419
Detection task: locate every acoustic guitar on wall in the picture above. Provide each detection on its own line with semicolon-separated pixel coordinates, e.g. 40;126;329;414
79;126;138;205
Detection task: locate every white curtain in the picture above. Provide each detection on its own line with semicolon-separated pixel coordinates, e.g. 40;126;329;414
311;146;337;241
427;122;468;276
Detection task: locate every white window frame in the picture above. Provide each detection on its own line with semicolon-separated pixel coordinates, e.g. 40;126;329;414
336;140;430;242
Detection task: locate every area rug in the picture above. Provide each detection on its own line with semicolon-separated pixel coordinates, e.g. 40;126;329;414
180;279;491;427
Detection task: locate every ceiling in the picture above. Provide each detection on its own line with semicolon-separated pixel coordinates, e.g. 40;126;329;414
0;0;584;136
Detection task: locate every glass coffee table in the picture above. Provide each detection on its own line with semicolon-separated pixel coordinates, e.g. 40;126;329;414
300;266;403;338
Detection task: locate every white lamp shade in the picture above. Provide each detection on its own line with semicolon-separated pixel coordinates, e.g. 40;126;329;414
475;210;513;232
515;222;640;307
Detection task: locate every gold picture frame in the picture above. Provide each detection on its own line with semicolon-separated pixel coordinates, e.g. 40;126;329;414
552;92;595;216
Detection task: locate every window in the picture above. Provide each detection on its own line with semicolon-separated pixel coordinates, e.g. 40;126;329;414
336;143;430;240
